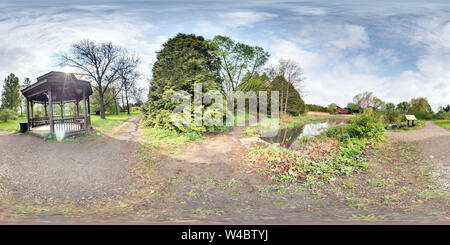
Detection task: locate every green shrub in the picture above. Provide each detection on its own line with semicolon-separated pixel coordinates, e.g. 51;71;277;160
348;113;385;140
261;137;368;184
323;124;351;141
415;111;433;120
324;113;385;141
434;110;450;120
0;108;18;122
383;109;403;124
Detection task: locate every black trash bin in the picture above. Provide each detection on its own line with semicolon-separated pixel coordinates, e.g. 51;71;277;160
19;122;28;133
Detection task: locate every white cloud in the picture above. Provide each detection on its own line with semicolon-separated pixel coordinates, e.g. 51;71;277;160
380;70;422;103
407;14;450;110
289;6;327;16
0;0;448;111
218;11;277;28
329;24;370;50
268;39;324;72
0;4;159;99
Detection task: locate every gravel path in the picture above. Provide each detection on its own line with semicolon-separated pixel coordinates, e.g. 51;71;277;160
387;121;450;188
0;116;141;201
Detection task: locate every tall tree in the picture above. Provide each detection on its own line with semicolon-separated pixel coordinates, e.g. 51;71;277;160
327;103;337;111
1;73;21;111
209;35;269;92
353;91;384;111
19;77;31;117
409;97;433;114
444;104;450;112
272;59;305;114
345;102;360;113
353;91;375;108
396;101;410;113
142;33;222;132
116;52;140;115
59;40;127;119
385;102;395;111
372;97;386;111
269;75;305;116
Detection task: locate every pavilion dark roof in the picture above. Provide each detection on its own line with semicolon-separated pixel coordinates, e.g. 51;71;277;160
21;71;93;103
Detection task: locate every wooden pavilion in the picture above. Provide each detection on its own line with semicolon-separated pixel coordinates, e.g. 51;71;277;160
21;71;93;137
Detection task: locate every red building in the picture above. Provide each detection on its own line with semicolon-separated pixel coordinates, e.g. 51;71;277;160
334;106;351;114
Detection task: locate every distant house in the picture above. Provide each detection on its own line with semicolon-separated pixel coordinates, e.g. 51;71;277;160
334;106;351;114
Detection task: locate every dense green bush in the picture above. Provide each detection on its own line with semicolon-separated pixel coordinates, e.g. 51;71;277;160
383;109;403;124
434;110;450;120
325;112;385;141
414;111;433;120
0;108;18;122
323;124;351;141
348;113;385;140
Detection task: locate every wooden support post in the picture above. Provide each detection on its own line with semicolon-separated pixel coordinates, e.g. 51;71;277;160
87;97;90;115
76;100;79;117
60;100;64;119
83;90;88;130
44;101;48;117
87;96;91;127
26;99;30;130
48;87;54;134
30;101;34;121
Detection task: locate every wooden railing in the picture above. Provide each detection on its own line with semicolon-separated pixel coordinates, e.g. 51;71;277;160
54;116;89;136
31;115;63;127
31;116;91;136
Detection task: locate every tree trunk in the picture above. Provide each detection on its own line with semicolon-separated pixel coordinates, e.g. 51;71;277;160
120;92;125;110
279;85;284;116
125;89;130;115
284;86;289;114
99;90;105;119
114;98;119;115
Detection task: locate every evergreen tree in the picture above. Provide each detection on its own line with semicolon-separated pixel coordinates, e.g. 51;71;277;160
141;33;223;132
269;76;305;116
1;73;21;111
19;77;31;117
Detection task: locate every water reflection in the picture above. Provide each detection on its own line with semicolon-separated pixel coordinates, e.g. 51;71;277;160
260;119;348;149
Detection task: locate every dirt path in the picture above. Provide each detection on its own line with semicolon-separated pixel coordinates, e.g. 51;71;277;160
147;126;325;223
1;117;447;223
387;121;450;188
146;123;448;223
0;116;141;201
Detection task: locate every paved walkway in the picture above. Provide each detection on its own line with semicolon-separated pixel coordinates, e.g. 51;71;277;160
387;121;450;188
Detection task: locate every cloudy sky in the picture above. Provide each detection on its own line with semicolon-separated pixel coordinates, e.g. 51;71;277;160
0;0;449;110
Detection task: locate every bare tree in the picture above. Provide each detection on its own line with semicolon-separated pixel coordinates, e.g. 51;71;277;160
130;84;145;106
272;59;305;114
116;52;140;114
58;40;124;119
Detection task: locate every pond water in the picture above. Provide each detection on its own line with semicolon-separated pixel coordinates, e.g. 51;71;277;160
260;119;348;149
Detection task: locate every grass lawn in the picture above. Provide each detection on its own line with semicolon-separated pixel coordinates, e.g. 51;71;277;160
0;116;27;132
0;112;138;145
433;120;450;131
91;111;139;134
